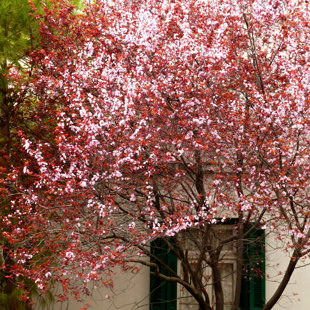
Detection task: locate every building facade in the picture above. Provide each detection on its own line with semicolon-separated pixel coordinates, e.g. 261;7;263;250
54;228;310;310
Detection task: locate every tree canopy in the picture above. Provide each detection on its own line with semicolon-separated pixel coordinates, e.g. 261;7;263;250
4;0;310;309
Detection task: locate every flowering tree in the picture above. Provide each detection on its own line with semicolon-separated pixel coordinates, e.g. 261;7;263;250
8;0;310;309
0;0;59;308
0;0;83;308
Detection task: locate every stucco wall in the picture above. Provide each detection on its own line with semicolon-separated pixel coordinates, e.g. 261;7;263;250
54;265;149;310
265;232;310;310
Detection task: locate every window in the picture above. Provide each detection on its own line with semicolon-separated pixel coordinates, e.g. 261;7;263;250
149;227;265;310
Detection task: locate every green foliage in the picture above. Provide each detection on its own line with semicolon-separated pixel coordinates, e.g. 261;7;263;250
0;0;40;70
0;284;55;310
0;289;26;310
0;0;83;72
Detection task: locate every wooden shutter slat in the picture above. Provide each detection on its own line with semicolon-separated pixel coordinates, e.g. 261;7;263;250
240;228;265;310
150;239;177;310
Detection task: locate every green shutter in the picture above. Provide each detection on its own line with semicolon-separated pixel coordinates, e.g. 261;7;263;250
240;228;265;310
150;239;177;310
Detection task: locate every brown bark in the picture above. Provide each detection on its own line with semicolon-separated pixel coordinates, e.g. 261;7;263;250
232;238;243;310
209;248;224;310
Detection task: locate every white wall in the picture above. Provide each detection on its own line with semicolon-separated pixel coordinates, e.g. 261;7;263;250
266;232;310;310
55;265;149;310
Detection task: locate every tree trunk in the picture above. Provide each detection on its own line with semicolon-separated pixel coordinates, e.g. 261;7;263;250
233;228;244;310
210;254;224;310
